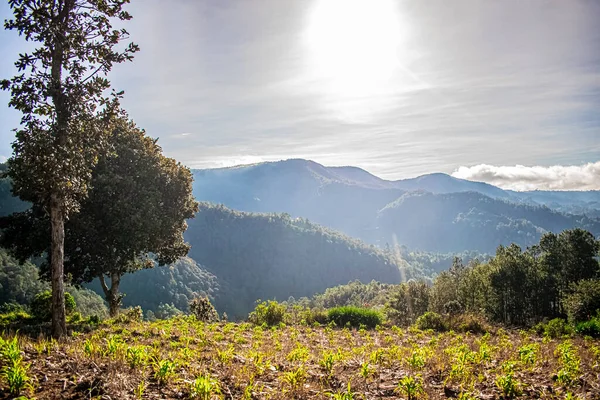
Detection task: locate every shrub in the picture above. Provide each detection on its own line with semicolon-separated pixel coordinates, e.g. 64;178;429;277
443;300;463;316
189;296;219;322
541;318;573;338
414;311;446;331
564;279;600;323
0;310;31;328
114;306;143;324
327;306;382;329
29;291;76;321
575;317;600;338
454;313;489;334
248;300;286;326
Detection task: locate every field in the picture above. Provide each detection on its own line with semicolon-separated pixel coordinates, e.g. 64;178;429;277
1;317;599;399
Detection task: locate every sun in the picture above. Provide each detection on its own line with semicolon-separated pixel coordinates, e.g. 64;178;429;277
304;0;407;110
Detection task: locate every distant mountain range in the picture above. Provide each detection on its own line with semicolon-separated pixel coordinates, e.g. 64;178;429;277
191;159;600;253
2;158;599;254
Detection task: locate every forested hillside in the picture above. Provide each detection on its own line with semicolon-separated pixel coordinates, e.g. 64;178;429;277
377;191;600;253
184;203;407;317
192;159;600;252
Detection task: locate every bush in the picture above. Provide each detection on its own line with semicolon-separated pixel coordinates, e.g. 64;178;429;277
189;296;219;322
327;306;382;329
414;311;447;331
575;317;600;338
564;279;600;323
249;300;287;326
443;300;463;316
0;310;31;328
29;291;76;321
537;318;573;338
454;313;489;334
114;306;143;324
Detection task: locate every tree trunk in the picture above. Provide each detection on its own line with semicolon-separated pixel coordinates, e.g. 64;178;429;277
50;196;67;338
99;273;122;317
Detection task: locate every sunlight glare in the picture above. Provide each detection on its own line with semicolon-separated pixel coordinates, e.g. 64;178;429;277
305;0;407;112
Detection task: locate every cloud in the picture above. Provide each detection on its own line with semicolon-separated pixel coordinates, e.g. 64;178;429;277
452;162;600;191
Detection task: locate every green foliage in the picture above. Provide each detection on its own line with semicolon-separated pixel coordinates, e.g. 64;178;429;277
114;306;143;324
564;279;600;323
395;375;425;400
574;317;600;338
2;0;139;339
329;382;355;400
453;313;489;334
155;303;183;320
538;318;574;339
249;300;287;326
190;374;221;399
415;311;446;331
327;306;382;329
495;361;521;398
189;296;219;323
185;203;406;318
555;341;581;387
102;257;220;315
153;359;176;385
29;291;75;322
385;280;430;326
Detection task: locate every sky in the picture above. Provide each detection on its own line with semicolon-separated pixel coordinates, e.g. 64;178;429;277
1;0;599;190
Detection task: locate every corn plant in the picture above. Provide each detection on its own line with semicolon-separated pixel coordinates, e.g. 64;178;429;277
395;375;425;400
495;361;521;398
287;343;310;363
407;348;426;370
153;359;176;385
518;343;538;367
282;366;306;391
216;345;235;365
555;340;581;387
2;359;31;396
190;374;221;399
360;361;373;381
319;351;337;376
134;380;146;399
329;382;355;400
126;346;149;369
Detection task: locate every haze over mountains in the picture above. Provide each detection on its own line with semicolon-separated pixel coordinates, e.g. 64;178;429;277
191;159;600;253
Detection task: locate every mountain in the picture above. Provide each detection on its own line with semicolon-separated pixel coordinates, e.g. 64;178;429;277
191;159;600;252
376;191;600;253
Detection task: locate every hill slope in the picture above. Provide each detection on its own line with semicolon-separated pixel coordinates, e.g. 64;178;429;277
184;203;410;317
191;159;600;252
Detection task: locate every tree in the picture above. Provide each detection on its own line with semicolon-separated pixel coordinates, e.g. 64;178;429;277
1;119;199;317
1;0;138;337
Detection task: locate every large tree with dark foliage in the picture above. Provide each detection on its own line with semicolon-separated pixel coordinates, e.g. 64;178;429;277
1;119;199;316
1;0;138;337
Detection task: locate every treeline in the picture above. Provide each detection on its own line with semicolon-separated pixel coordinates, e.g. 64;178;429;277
293;228;600;327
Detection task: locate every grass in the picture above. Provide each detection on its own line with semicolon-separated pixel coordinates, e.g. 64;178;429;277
0;316;598;398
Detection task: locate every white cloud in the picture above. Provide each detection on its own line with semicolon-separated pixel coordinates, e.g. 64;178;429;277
452;162;600;191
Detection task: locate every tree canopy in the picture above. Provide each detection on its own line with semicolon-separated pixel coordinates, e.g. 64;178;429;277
1;118;198;316
2;0;138;337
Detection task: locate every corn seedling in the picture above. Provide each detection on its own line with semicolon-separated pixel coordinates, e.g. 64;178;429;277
495;361;521;398
190;374;221;399
153;359;176;384
395;375;425;400
329;382;355;400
